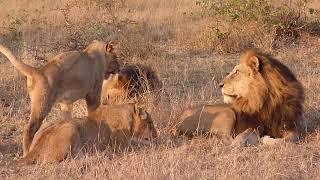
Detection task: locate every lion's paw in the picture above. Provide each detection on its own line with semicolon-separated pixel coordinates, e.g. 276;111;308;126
261;136;283;145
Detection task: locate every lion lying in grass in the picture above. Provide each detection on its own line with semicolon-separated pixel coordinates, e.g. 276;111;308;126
101;64;162;105
0;40;120;156
19;103;158;165
173;104;262;146
175;49;305;145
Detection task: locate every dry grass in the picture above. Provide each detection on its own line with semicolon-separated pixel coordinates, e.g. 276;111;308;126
0;0;320;179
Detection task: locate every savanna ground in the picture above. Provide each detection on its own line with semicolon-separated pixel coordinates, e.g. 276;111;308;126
0;0;320;179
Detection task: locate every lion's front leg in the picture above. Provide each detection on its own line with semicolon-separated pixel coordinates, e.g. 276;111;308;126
231;128;260;147
86;76;103;116
260;136;283;145
262;129;302;145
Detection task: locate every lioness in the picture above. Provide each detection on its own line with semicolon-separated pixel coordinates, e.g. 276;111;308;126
0;40;120;156
19;103;158;165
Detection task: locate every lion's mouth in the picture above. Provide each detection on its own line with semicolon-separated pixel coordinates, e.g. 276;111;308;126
223;93;238;104
223;93;237;98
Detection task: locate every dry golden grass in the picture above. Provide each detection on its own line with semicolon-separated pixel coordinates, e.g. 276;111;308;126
0;0;319;179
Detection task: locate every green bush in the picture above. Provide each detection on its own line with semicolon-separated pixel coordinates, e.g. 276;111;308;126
197;0;320;53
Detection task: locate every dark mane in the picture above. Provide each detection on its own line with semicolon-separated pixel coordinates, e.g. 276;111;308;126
120;64;163;97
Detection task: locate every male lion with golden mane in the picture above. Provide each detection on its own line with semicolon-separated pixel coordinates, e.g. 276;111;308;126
101;64;162;105
174;49;305;145
220;49;305;144
19;103;158;165
0;40;119;156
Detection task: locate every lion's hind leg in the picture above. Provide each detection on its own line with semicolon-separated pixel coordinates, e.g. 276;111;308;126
41;123;81;164
22;122;81;165
23;77;55;156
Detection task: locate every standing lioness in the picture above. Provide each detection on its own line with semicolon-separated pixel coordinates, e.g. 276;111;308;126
0;40;119;156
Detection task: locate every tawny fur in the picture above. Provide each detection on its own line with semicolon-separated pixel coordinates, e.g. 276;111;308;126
173;104;262;146
0;40;119;156
220;49;305;143
101;64;162;105
19;103;158;165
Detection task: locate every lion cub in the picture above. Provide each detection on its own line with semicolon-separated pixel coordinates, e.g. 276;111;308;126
0;40;120;156
19;103;158;165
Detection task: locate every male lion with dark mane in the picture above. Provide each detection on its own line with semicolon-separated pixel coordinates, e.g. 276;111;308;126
101;64;162;105
174;49;305;145
19;103;157;165
0;40;119;156
220;49;305;144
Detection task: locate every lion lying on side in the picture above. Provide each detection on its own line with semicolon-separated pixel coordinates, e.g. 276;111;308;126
0;40;119;156
174;49;305;145
19;103;158;165
101;64;162;105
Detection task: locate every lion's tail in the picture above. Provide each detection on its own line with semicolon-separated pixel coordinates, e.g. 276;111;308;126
0;45;40;77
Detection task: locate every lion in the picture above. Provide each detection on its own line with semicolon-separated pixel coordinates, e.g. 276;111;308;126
0;40;120;156
173;104;263;146
174;49;304;145
101;73;129;104
101;64;162;105
219;49;305;144
18;103;158;165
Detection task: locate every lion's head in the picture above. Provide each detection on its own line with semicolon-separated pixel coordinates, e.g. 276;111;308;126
219;51;268;113
101;64;163;105
85;40;120;78
101;73;131;105
131;104;158;142
219;49;304;138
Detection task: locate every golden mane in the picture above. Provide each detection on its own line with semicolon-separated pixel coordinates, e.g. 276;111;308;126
233;49;304;137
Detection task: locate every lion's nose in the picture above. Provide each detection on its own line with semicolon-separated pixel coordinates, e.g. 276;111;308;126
219;83;224;88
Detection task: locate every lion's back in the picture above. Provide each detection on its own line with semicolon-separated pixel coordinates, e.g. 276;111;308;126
175;104;236;137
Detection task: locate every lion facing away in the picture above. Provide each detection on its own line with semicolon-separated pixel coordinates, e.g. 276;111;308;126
0;40;119;156
101;64;162;105
19;103;158;165
219;49;305;143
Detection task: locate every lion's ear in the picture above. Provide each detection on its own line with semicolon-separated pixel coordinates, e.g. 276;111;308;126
118;74;125;83
139;110;148;120
111;73;119;81
248;56;260;71
106;41;114;53
133;103;140;115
